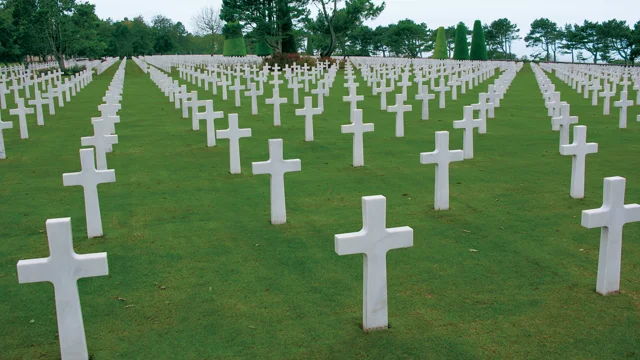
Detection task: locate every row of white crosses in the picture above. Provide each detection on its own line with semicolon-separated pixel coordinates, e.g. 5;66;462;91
542;63;639;128
531;63;640;296
15;59;127;360
0;66;98;159
143;59;253;175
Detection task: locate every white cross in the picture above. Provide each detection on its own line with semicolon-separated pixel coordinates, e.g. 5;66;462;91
288;78;303;105
9;97;34;139
17;217;108;360
184;91;198;122
420;131;464;210
81;119;118;170
453;106;484;159
230;77;245;107
0;113;13;159
582;177;640;295
551;104;579;150
311;80;329;112
28;91;48;126
252;139;301;224
216;114;252;174
560;125;598;199
546;92;561;117
62;148;116;238
613;91;634;129
341;109;374;167
387;94;412;137
599;82;615;115
219;75;229;101
472;93;495;122
0;81;8;110
334;195;413;331
196;100;224;147
415;85;435;120
265;89;288;126
295;96;322;142
591;80;602;106
398;72;411;101
343;85;364;113
42;87;56;115
432;79;450;109
245;82;260;115
375;78;392;110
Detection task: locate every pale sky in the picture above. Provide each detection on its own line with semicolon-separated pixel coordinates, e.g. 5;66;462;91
88;0;639;60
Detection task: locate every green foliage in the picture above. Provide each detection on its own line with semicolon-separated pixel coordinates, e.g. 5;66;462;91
62;64;86;76
453;22;469;60
525;18;559;62
485;18;519;60
306;37;314;55
221;0;308;53
470;20;488;60
308;0;385;57
385;19;430;58
256;38;273;56
432;26;448;59
223;37;247;57
574;20;609;64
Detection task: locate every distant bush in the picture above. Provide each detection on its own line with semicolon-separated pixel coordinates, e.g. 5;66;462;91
223;21;247;57
63;65;87;76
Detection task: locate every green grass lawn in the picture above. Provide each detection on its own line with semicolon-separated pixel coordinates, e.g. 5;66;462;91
1;61;639;359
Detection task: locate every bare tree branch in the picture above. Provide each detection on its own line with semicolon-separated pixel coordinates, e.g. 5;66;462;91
191;6;223;36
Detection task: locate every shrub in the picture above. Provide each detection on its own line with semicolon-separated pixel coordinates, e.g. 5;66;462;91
470;20;488;61
453;22;470;60
223;21;247;57
256;39;273;57
63;65;86;76
433;27;448;59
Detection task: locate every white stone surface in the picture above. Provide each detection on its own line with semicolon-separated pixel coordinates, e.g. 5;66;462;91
387;94;412;137
9;97;34;139
341;109;374;167
453;106;483;159
216;114;252;174
266;89;288;127
334;195;413;331
17;218;108;360
415;85;435;120
552;104;579;150
560;126;598;199
63;149;116;238
420;131;464;210
252;139;301;224
0;113;13;159
582;177;640;295
28;91;48;126
613;91;634;129
81;119;118;171
295;96;322;142
196;100;224;146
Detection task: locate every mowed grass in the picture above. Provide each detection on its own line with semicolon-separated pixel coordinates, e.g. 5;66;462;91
0;61;639;359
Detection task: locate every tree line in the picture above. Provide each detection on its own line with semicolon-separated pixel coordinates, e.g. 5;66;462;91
1;0;639;68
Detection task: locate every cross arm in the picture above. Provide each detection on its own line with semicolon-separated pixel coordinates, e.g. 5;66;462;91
581;208;609;229
17;258;51;284
624;204;640;224
74;253;109;278
335;231;367;256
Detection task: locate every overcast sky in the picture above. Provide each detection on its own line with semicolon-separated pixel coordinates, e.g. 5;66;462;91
88;0;639;60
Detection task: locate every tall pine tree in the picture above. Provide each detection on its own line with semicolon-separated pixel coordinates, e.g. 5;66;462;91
453;22;469;60
470;20;488;60
433;27;448;59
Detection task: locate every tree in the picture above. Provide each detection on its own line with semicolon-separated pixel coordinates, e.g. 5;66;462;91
559;23;581;63
631;20;640;65
453;22;469;60
310;0;385;57
385;19;429;58
151;15;178;54
192;6;223;36
575;20;609;64
433;26;448;59
221;0;309;54
469;20;487;60
602;19;632;65
222;21;247;56
371;25;390;57
486;18;519;60
525;18;559;62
